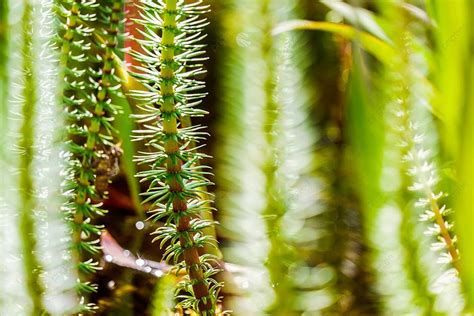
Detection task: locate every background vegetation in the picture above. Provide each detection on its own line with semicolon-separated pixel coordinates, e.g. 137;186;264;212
0;0;472;315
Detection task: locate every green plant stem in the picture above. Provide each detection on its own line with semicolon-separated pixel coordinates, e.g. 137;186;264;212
89;1;121;152
398;96;436;315
399;120;436;315
401;100;460;273
260;1;294;313
381;6;441;311
18;1;45;313
59;1;79;66
59;0;106;307
59;0;83;272
159;1;212;312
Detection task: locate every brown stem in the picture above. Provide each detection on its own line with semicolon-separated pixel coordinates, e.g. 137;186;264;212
158;0;212;312
428;192;461;272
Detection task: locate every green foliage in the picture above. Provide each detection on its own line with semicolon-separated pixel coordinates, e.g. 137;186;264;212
18;2;46;312
57;0;123;310
0;0;7;132
1;0;78;314
216;0;337;314
115;93;143;215
216;0;279;313
33;0;79;313
373;4;439;314
151;275;176;315
430;0;470;158
273;20;395;65
280;1;468;314
378;11;439;312
0;1;32;312
0;0;473;315
129;0;220;314
431;0;474;310
456;58;474;310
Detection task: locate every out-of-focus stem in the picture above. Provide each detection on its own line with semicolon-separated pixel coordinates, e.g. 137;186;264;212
18;2;45;313
427;191;460;272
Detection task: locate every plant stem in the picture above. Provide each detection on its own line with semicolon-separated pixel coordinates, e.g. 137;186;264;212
427;191;460;271
160;0;212;312
58;0;106;307
18;1;45;313
59;0;83;272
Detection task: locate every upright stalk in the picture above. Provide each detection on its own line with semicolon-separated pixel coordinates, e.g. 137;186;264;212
160;3;212;309
1;1;35;313
260;1;296;313
58;0;105;311
18;2;45;313
384;5;462;313
31;0;79;313
131;0;220;314
214;0;273;313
